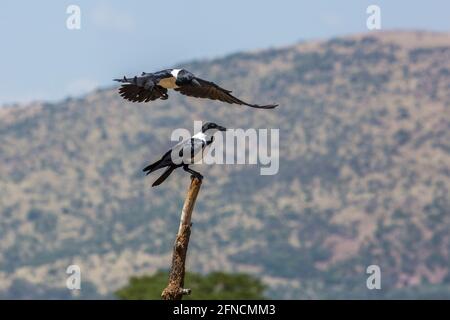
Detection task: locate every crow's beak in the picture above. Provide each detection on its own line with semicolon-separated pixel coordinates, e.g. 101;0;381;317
218;126;227;131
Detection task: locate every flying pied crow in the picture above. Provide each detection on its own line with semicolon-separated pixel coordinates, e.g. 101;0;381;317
114;69;278;109
143;122;226;187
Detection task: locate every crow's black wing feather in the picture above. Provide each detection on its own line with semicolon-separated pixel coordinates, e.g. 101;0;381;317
118;84;166;103
143;137;206;179
114;74;167;103
175;77;278;109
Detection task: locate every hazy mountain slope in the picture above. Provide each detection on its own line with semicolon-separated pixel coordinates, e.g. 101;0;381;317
0;31;449;299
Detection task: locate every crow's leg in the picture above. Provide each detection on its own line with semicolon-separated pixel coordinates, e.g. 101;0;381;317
183;165;203;181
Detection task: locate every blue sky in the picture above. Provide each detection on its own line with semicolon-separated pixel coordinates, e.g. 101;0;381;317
0;0;449;105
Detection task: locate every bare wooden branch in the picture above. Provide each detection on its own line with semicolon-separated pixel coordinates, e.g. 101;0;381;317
161;177;202;300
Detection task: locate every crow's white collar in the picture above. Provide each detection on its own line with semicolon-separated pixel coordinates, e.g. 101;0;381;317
170;69;181;78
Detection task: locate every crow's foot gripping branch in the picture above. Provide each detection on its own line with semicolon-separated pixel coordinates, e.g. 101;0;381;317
183;165;203;181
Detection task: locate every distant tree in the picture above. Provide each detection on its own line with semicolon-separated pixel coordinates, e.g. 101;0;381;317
116;271;266;300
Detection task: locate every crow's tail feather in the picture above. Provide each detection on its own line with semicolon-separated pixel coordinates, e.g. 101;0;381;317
113;76;130;83
113;76;139;84
152;166;176;187
143;159;163;175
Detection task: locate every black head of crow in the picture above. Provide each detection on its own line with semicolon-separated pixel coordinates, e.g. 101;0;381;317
201;122;227;133
114;68;278;109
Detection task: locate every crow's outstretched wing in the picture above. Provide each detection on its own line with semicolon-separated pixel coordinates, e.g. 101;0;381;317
114;75;168;103
175;77;278;109
118;84;166;102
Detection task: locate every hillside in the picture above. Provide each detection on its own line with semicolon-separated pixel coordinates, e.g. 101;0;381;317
0;31;449;299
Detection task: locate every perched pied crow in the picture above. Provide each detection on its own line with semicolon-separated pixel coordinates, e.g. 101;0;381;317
114;69;278;109
143;122;226;187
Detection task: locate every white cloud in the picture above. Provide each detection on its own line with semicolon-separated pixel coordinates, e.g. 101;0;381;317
91;3;136;32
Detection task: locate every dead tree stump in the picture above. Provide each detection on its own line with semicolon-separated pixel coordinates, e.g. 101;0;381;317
161;177;202;300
